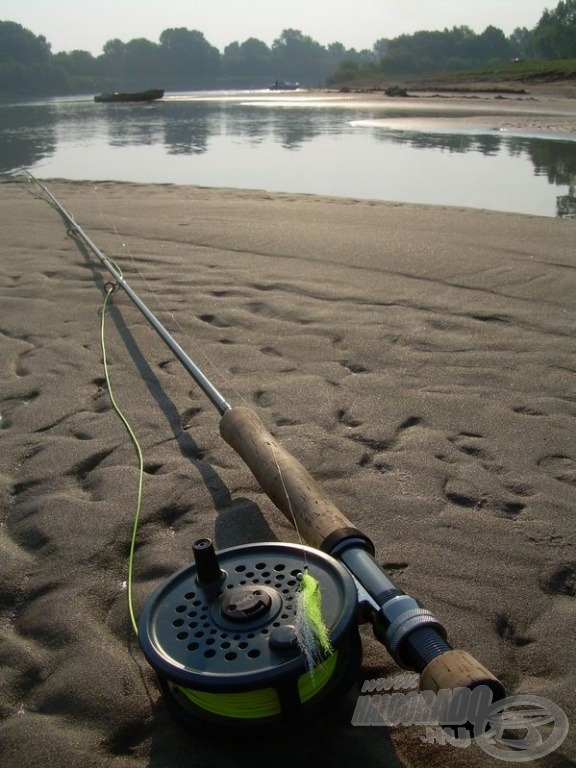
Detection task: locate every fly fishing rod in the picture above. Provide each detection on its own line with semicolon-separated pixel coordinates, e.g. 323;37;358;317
24;171;505;731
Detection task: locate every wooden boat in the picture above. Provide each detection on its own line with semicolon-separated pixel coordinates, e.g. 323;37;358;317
94;88;164;103
268;81;299;91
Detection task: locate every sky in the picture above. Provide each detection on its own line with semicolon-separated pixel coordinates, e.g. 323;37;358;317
1;0;552;55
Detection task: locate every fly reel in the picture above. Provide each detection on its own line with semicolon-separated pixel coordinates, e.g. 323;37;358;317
138;539;361;729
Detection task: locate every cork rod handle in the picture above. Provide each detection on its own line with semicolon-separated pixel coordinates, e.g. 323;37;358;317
219;406;361;552
420;650;505;699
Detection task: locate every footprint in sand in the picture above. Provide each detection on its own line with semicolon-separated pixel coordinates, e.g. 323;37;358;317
494;613;533;647
261;346;283;358
69;448;115;482
198;314;231;328
336;408;363;428
539;562;576;597
538;455;576;486
253;390;274;408
340;360;370;374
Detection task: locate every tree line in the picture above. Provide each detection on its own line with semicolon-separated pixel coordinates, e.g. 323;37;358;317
331;0;576;82
0;0;575;98
0;24;371;96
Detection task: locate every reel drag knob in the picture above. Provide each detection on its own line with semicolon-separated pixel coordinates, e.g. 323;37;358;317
220;587;272;622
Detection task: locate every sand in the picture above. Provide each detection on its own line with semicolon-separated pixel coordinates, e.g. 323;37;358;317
245;83;576;137
1;175;575;767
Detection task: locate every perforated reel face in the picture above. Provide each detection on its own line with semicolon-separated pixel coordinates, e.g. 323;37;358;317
138;542;359;691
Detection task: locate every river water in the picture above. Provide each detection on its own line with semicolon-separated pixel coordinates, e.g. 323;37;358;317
2;90;575;218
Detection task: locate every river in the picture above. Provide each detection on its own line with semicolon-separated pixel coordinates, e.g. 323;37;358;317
1;90;575;218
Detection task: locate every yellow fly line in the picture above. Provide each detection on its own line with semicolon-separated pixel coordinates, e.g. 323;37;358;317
175;652;339;719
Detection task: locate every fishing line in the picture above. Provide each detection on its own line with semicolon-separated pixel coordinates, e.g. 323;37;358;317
28;171;337;530
87;182;253;414
100;281;143;638
84;181;329;487
86;183;325;665
173;652;338;720
84;183;327;664
268;443;333;671
19;172;145;637
90;219;339;701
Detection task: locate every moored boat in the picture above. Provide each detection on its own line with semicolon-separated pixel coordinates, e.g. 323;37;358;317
94;88;164;103
269;80;300;91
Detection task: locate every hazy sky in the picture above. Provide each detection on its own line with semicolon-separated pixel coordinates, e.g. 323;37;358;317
2;0;551;54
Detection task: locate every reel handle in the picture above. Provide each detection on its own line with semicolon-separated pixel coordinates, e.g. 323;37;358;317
219;406;372;553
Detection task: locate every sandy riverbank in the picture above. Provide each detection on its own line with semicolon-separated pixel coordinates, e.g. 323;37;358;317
238;81;576;137
1;177;575;766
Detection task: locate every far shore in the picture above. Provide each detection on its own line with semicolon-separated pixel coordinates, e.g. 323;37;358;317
247;79;576;136
166;78;576;137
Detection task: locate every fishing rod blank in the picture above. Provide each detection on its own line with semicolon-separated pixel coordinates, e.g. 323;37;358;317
25;172;505;730
21;170;230;416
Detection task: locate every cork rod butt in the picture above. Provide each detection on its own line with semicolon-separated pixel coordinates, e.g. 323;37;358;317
420;649;505;700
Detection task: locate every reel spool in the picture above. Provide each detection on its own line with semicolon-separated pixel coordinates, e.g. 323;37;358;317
139;539;361;729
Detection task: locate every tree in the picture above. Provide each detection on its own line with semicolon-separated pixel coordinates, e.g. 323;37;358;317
100;36;164;82
100;39;127;77
533;0;576;58
222;37;271;78
124;38;163;80
271;29;326;82
160;28;220;79
509;27;534;59
374;24;515;75
373;39;391;60
326;58;360;85
0;21;69;96
53;49;98;77
381;29;456;73
475;25;514;65
0;21;51;64
326;42;373;75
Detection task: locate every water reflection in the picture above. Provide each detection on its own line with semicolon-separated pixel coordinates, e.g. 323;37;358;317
366;125;576;218
1;103;57;170
371;122;576;169
380;129;504;156
555;187;576;216
0;97;574;218
162;102;217;155
522;136;576;219
168;102;329;150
